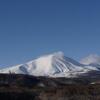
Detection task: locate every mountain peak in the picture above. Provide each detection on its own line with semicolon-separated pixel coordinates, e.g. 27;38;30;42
52;51;64;57
41;51;64;59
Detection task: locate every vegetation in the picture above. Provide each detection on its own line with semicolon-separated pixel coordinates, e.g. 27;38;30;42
0;74;100;100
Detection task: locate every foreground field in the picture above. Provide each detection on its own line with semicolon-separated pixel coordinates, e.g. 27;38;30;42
0;74;100;100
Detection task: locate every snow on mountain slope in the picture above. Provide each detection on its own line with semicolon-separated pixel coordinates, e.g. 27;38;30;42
0;52;100;77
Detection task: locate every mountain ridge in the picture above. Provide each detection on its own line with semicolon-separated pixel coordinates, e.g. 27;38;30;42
0;51;100;77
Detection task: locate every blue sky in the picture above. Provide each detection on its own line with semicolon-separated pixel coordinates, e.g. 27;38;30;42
0;0;100;67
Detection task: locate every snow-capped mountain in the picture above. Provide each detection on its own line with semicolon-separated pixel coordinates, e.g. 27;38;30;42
0;52;100;77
